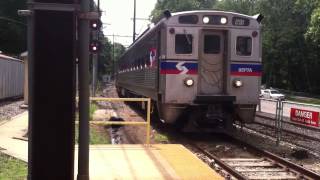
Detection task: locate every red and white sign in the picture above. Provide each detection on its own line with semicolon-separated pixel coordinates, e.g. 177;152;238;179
149;48;157;68
290;108;319;127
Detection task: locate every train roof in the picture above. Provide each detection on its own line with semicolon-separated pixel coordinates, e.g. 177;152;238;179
127;10;262;51
171;10;256;19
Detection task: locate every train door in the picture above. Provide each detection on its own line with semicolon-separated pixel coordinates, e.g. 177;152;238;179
198;30;225;94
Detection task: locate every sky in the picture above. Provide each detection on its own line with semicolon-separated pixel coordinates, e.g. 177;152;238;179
96;0;157;47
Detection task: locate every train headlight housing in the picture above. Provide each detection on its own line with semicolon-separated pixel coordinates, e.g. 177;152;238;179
220;17;227;24
233;79;243;88
184;78;194;87
203;16;210;24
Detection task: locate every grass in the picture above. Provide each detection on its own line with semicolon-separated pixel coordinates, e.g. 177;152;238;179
75;124;110;144
89;103;98;121
154;133;169;143
286;95;320;105
0;152;27;180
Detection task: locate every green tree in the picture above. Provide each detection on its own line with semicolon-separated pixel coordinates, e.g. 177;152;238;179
0;0;27;55
150;0;217;22
96;33;126;80
216;0;259;15
305;7;320;45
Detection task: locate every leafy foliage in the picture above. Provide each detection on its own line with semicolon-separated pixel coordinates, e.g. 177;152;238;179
150;0;217;22
96;32;126;80
0;0;26;55
150;0;320;94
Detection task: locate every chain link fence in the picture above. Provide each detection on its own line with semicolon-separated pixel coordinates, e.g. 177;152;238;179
257;98;320;145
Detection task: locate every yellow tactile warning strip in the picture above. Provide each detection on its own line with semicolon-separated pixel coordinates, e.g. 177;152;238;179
74;144;223;180
153;144;223;180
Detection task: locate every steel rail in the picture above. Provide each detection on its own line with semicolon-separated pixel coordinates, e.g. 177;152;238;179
240;124;320;155
190;134;320;180
226;134;320;180
251;121;320;142
191;143;249;180
256;113;320;132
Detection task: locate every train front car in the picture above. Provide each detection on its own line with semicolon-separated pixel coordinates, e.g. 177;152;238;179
158;11;262;130
116;10;263;131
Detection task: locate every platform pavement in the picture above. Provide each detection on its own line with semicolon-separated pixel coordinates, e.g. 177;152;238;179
0;111;28;162
0;112;222;179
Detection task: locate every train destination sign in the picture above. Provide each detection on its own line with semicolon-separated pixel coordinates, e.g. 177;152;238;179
232;17;250;26
290;108;319;127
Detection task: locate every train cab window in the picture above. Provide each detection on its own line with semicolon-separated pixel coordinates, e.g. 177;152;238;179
236;36;252;56
175;34;193;54
179;15;198;24
204;35;220;54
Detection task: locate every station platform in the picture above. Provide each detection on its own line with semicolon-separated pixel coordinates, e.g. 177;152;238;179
75;144;222;180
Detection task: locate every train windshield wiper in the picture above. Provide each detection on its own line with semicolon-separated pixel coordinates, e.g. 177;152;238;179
183;29;191;45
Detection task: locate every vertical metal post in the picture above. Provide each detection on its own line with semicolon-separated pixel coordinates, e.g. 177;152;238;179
78;0;90;179
146;99;151;145
27;1;34;179
258;98;261;112
275;99;282;146
133;0;136;42
112;34;115;77
92;54;97;96
279;100;283;143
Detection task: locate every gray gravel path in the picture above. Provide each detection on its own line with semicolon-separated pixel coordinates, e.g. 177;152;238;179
0;100;26;123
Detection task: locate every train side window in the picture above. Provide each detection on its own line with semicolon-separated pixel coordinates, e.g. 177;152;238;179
175;34;193;54
236;36;252;56
204;35;220;54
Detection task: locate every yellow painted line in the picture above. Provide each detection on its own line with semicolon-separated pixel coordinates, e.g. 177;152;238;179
77;97;152;145
90;97;149;102
90;121;147;125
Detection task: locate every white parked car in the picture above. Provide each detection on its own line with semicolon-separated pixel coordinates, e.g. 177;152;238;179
260;89;285;100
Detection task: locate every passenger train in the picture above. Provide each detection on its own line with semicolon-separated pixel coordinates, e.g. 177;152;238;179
116;10;263;130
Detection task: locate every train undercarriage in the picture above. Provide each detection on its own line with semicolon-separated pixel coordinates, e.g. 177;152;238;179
117;86;256;132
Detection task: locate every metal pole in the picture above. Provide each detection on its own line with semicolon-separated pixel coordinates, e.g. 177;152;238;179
279;100;283;143
26;1;34;179
133;0;136;42
112;34;115;78
258;98;261;112
78;0;90;179
92;54;97;96
275;100;280;146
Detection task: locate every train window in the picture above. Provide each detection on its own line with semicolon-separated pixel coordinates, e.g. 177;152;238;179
204;35;220;54
175;34;193;54
236;36;252;56
179;15;198;24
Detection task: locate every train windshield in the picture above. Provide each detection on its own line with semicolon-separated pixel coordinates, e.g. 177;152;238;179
204;35;220;54
236;36;252;56
175;34;193;54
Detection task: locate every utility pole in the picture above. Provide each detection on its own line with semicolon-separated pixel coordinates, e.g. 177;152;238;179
78;0;90;179
133;0;136;42
112;34;115;78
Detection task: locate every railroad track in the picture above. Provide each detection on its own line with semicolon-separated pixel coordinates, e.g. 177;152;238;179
255;114;320;133
250;121;320;142
191;135;320;180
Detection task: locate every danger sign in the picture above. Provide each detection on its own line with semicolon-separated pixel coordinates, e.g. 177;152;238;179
290;108;319;127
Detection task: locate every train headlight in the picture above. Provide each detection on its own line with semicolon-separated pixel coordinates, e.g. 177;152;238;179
220;17;227;24
184;78;194;87
203;16;209;24
233;79;243;88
